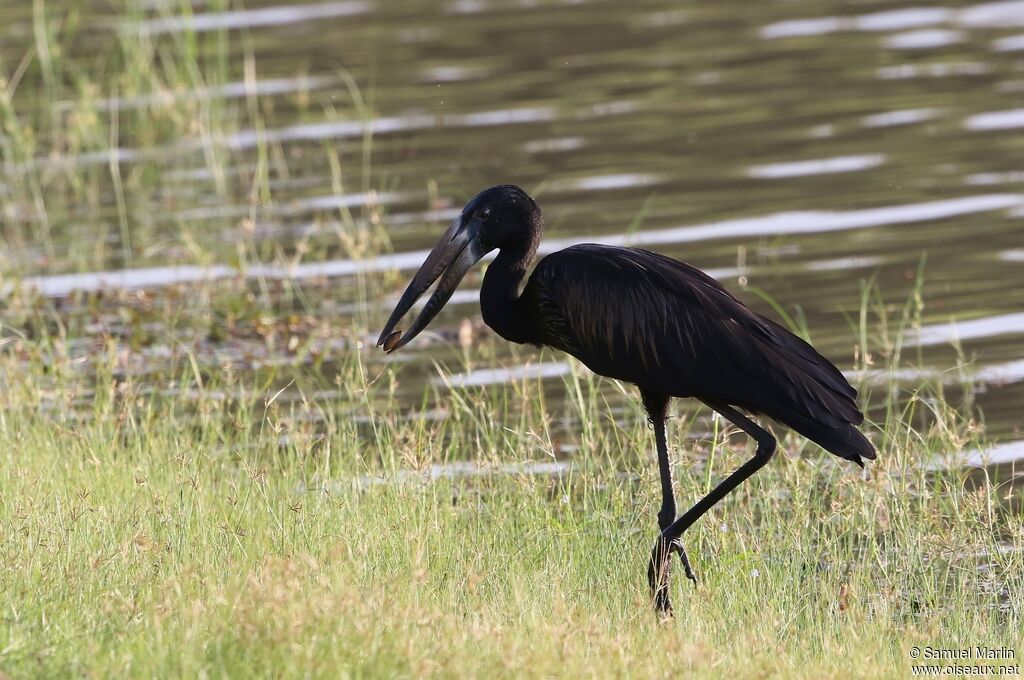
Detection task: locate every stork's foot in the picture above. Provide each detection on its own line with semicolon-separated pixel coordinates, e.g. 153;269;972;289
647;535;697;617
675;540;697;585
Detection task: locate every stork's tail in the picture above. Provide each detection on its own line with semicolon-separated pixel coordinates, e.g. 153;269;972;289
790;416;876;468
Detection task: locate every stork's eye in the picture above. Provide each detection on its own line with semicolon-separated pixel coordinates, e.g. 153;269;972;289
475;207;491;221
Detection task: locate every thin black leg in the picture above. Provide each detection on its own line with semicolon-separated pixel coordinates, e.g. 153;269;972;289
640;391;675;531
640;391;694;616
649;401;776;615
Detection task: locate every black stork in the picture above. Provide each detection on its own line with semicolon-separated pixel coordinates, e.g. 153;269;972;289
377;184;875;615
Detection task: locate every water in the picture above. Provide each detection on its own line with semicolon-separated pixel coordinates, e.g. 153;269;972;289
1;0;1022;455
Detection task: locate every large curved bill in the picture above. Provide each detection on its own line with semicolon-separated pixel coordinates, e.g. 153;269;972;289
377;217;482;353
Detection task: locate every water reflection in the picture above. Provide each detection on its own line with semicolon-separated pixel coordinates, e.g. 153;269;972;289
911;312;1024;347
959;1;1024;27
993;34;1024;51
746;155;886;179
20;265;236;297
439;362;571;387
961;441;1024;468
882;29;963;49
136;0;372;34
550;174;660;192
760;8;955;39
761;3;1024;39
224;106;560;150
964;171;1024;185
964;109;1024;130
877;62;990;79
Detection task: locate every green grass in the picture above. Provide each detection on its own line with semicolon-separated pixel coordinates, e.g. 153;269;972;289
1;299;1021;678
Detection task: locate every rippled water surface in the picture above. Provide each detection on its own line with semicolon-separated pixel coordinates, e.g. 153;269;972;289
1;0;1022;452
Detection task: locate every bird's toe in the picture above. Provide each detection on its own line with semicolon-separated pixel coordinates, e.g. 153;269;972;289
670;540;698;585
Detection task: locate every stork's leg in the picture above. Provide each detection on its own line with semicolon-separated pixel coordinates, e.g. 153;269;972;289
641;392;675;531
648;401;776;615
640;391;695;615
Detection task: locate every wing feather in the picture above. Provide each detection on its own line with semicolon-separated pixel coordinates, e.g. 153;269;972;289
521;244;874;462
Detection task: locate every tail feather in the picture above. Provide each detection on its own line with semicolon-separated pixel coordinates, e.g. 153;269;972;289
745;320;875;467
787;414;876;467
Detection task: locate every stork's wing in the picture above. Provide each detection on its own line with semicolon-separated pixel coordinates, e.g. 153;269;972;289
522;244;874;464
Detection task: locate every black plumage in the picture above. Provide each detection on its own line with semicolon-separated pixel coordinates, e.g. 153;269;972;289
520;244;874;466
378;185;875;615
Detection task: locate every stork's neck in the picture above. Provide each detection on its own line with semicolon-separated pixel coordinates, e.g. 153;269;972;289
480;240;535;344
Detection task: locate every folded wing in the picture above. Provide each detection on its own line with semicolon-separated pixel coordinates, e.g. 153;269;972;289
522;244;875;465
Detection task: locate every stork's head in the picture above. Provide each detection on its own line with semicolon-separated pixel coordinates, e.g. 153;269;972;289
377;185;542;353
